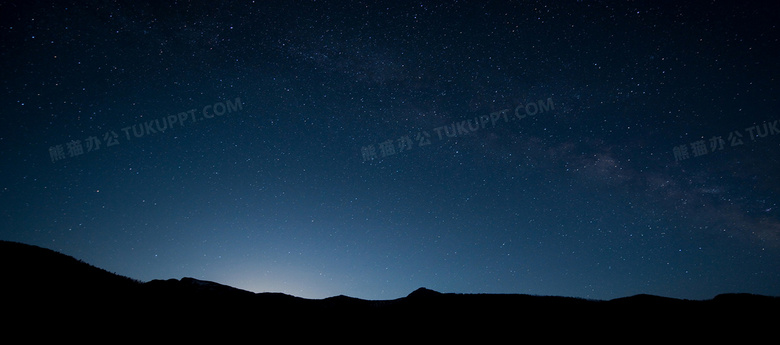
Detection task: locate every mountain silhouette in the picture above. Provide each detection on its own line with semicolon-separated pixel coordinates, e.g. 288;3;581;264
1;240;777;339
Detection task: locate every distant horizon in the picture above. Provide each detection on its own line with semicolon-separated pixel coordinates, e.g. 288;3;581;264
3;239;775;302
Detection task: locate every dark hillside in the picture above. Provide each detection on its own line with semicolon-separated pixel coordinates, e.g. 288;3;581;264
1;240;777;338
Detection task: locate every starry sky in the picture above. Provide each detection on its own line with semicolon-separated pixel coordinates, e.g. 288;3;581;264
1;0;779;301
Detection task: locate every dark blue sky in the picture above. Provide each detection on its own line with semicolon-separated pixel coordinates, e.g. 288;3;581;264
2;0;779;300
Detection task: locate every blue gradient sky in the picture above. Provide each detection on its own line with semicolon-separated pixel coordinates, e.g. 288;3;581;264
1;0;779;300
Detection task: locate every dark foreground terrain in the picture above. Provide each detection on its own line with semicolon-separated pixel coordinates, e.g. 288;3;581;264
1;240;777;340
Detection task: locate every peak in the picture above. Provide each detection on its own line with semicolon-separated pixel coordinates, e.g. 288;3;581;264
408;287;441;298
180;277;218;286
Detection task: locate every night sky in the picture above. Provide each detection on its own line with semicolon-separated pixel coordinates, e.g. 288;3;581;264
2;0;779;301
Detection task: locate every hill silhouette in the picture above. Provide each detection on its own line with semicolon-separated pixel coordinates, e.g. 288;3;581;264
1;240;777;339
